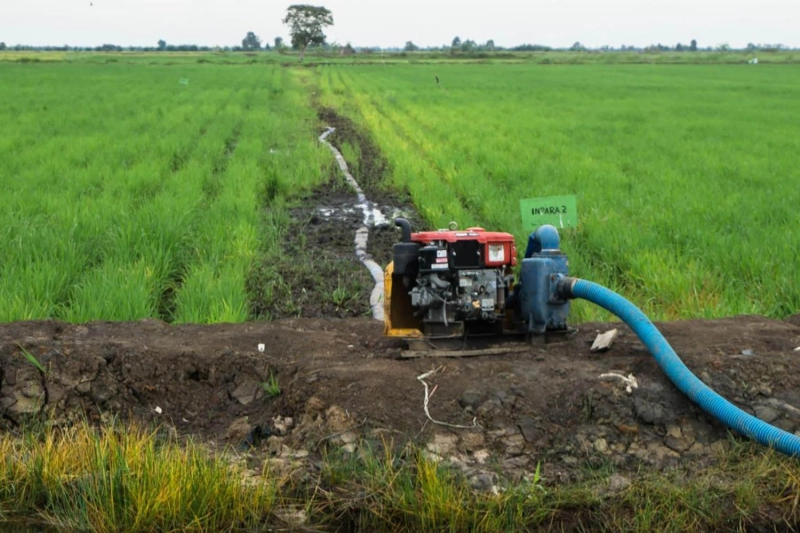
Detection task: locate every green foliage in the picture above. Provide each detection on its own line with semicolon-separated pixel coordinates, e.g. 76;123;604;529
1;422;800;531
241;31;261;51
261;372;281;398
0;62;328;323
0;421;277;531
283;4;333;59
17;345;46;374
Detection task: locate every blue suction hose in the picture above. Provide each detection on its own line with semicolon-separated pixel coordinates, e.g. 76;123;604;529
558;276;800;457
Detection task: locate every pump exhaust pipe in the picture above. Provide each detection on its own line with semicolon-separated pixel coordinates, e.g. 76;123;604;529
395;217;412;243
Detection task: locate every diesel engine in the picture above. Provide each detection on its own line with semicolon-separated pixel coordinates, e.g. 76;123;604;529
389;218;517;337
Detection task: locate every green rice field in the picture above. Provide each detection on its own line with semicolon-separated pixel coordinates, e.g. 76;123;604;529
316;63;800;320
0;61;328;322
2;55;799;322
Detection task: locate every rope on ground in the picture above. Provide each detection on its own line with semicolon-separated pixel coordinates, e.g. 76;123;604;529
417;366;478;429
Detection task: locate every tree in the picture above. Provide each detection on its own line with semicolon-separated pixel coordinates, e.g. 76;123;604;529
242;31;261;51
689;39;697;52
485;39;495;51
461;39;476;52
282;4;333;61
404;41;419;52
570;41;585;51
0;42;6;51
157;39;166;51
675;43;684;52
451;36;461;49
274;36;284;49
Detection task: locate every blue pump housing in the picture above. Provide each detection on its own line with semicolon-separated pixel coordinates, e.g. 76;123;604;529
519;225;570;334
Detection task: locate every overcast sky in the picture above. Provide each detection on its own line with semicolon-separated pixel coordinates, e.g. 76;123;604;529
2;0;798;49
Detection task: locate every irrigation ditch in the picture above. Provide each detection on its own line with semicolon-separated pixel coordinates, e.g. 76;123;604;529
248;107;421;321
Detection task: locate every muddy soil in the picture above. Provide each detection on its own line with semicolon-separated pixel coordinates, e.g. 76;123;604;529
3;315;799;484
248;108;423;320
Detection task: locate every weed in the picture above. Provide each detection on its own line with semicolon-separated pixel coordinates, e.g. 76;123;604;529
261;372;281;398
16;345;46;374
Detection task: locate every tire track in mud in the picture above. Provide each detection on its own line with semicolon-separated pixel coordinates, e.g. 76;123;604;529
318;126;386;321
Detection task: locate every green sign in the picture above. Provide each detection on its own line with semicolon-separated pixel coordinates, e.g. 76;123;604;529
519;195;578;230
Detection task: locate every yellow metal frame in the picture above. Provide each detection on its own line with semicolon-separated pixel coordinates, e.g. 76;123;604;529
383;262;424;338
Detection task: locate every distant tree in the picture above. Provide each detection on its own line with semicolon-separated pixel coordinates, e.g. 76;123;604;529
675;43;684;52
461;39;476;52
242;31;262;51
451;36;461;49
0;42;6;51
404;41;419;52
157;39;166;51
570;41;585;51
716;42;730;52
274;36;284;49
689;39;697;51
511;44;552;52
341;42;355;55
283;4;334;61
485;39;495;51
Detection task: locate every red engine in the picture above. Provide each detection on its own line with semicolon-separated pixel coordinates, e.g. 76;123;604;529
390;219;517;336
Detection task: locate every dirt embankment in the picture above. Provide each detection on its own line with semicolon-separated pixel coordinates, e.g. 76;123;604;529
2;315;799;485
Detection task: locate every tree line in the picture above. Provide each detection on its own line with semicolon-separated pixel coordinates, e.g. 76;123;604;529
0;3;792;55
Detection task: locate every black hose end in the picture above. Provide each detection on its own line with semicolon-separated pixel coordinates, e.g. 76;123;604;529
556;276;579;300
395;218;412;243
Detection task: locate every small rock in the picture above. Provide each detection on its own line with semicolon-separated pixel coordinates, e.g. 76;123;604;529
476;398;503;417
686;442;706;455
274;506;308;526
647;442;680;464
502;434;526;456
460;432;485;451
473;449;491;464
593;438;609;454
291;449;309;459
339;431;358;445
608;474;631;493
490;390;508;405
517;416;539;444
225;416;253;442
266;436;285;456
272;415;294;435
753;404;781;424
305;396;325;414
324;405;351;432
757;384;772;397
427;433;458;456
741;349;756;357
459;389;483;409
230;378;260;406
341;443;357;454
633;397;669;425
469;471;498;492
